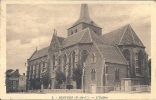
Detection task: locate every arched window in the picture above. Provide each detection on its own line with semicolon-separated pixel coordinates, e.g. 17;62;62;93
91;69;96;80
122;49;130;61
81;50;89;67
122;49;131;77
92;53;96;63
36;64;39;78
75;29;77;33
115;68;120;80
52;55;55;70
63;54;67;73
138;51;144;75
43;61;47;72
71;31;73;35
72;51;76;69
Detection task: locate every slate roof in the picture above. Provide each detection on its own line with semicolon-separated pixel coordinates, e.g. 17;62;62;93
95;43;128;65
29;46;49;61
62;28;104;48
100;24;144;47
57;36;65;45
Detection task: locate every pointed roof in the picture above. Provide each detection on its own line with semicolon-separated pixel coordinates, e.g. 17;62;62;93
29;46;49;61
95;43;128;65
63;28;104;48
68;4;100;29
100;24;145;47
57;36;65;45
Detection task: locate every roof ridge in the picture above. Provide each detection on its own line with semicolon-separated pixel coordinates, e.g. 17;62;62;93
78;28;88;43
28;49;37;60
62;29;87;46
118;24;129;45
129;25;145;47
89;28;107;45
94;42;104;58
129;25;136;45
102;24;129;36
115;45;129;65
88;27;93;42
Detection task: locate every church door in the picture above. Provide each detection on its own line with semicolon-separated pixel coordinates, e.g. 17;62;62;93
90;84;96;93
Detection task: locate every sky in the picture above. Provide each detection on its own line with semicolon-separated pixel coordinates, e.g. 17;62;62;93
6;4;151;75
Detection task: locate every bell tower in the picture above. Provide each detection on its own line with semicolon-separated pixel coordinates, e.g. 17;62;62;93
67;4;102;36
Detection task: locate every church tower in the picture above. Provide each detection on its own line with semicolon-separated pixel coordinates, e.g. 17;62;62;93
67;4;102;36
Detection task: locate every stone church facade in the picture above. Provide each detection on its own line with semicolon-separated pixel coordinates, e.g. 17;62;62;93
26;4;149;93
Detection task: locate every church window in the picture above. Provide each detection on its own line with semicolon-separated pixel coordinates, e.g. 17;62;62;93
94;30;96;33
92;53;96;63
53;55;56;70
135;53;138;67
62;55;67;73
91;69;96;80
72;52;76;69
137;51;144;75
115;68;120;80
106;65;108;74
75;29;77;33
36;64;39;78
81;50;89;67
43;61;47;72
71;31;73;35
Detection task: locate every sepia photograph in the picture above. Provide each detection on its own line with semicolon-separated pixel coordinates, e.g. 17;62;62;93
1;1;155;99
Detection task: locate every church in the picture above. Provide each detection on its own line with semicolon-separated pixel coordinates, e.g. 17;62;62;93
26;4;149;93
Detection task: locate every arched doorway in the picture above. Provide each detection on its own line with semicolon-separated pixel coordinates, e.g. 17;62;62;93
122;49;131;77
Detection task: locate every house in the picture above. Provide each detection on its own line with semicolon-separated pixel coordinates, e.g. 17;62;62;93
26;4;149;93
6;69;26;92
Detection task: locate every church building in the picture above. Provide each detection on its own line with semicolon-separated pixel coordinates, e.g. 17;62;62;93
26;4;149;93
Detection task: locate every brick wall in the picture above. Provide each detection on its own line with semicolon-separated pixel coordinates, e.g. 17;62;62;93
67;24;83;36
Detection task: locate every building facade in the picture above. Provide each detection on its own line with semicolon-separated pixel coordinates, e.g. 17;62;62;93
6;69;26;93
26;4;149;93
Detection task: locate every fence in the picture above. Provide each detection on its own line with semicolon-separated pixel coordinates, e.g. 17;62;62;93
96;85;151;93
28;89;83;93
131;85;150;92
96;86;119;93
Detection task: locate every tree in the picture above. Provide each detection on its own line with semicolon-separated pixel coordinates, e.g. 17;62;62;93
72;64;82;89
55;67;66;89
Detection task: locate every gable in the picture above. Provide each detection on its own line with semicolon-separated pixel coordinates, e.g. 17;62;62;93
48;34;62;52
95;43;128;65
100;24;145;47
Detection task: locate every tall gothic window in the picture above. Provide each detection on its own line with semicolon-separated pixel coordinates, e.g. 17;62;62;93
92;53;96;63
71;31;73;35
122;49;131;77
36;64;39;78
91;69;96;80
81;50;89;67
43;61;47;72
32;65;35;79
115;68;120;80
53;55;55;70
72;52;76;69
63;54;67;73
138;51;144;75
